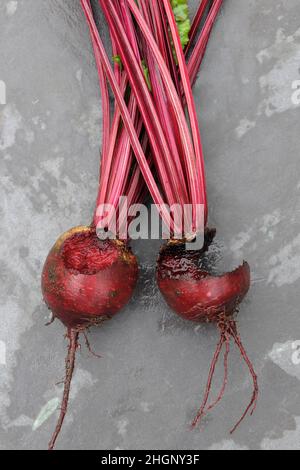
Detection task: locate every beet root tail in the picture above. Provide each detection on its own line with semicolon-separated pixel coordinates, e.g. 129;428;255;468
48;329;79;451
83;330;102;359
206;334;230;413
191;319;258;433
191;329;226;428
228;320;259;434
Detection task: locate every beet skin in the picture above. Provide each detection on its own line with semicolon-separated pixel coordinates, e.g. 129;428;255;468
41;226;138;450
42;226;138;330
157;240;250;323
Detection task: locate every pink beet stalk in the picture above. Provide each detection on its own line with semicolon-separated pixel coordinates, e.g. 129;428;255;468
188;0;224;84
81;0;175;231
186;0;211;55
99;0;204;236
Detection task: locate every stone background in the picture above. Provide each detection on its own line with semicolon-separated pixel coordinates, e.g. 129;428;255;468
0;0;300;450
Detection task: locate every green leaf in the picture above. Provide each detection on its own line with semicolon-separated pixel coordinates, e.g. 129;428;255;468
173;5;189;22
112;55;123;69
142;59;152;92
170;0;191;49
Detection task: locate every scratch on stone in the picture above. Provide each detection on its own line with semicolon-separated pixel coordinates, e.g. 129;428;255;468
268;341;300;381
117;418;129;437
209;439;249;450
32;398;60;431
0;104;34;151
268;234;300;287
238;27;300;133
235;118;256;139
230;210;282;259
257;28;300;117
6;1;18;16
261;417;300;450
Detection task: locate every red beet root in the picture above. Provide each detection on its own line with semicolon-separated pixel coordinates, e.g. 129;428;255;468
157;253;250;323
42;226;138;449
157;230;258;433
42;226;138;329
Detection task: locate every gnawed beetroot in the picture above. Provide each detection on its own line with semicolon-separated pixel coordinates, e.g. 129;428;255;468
42;226;138;449
157;243;250;323
157;230;258;433
42;226;138;330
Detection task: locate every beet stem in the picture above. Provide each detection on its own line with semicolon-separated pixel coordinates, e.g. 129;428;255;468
191;332;225;428
228;321;259;434
188;0;224;85
48;329;79;451
185;0;211;55
127;0;204;219
162;0;208;227
81;0;175;232
100;0;186;213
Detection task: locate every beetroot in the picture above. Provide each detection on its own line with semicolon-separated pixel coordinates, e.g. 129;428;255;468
157;233;258;433
42;226;138;330
157;243;250;324
42;226;138;450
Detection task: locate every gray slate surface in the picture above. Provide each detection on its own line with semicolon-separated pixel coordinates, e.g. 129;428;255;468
0;0;300;450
